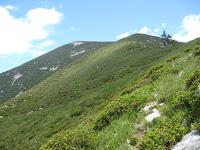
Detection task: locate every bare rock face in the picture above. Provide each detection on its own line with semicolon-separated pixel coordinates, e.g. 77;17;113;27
173;131;200;150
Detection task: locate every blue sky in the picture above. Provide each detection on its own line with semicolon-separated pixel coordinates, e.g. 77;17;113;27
0;0;200;73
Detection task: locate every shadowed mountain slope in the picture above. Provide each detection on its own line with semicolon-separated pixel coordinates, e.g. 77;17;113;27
0;41;110;103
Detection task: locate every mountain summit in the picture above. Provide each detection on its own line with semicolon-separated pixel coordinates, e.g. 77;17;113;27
0;34;199;150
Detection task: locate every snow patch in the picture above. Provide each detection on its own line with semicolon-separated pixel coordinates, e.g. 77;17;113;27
146;40;151;43
1;105;8;109
198;84;200;91
196;84;200;97
70;50;86;57
160;45;165;48
179;71;184;77
0;90;3;93
12;73;23;84
72;41;84;47
145;108;161;122
143;102;157;111
127;139;131;146
16;91;23;97
11;104;16;108
172;131;200;150
159;103;164;106
39;67;48;70
28;110;34;114
154;93;158;98
50;66;58;71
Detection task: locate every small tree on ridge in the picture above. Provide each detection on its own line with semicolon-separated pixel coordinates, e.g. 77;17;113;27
161;30;172;45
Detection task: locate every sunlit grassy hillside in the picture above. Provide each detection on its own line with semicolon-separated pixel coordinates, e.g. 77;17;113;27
0;34;182;149
42;37;200;150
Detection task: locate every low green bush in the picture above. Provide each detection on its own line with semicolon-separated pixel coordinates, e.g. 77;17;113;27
191;120;200;131
144;64;166;81
121;63;174;95
166;56;179;62
171;91;192;110
139;119;188;150
70;109;83;118
121;78;151;95
93;95;145;131
184;48;192;53
194;50;200;56
185;70;200;90
168;70;200;129
129;135;138;146
40;129;96;150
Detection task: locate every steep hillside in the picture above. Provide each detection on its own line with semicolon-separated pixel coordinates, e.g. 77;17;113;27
0;34;181;149
0;41;110;103
41;38;200;150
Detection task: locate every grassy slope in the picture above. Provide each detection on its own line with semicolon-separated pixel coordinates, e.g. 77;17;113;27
0;34;180;150
0;42;110;103
41;38;200;150
96;38;200;150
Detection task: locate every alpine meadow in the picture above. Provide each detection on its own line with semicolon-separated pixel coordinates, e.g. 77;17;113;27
0;1;200;150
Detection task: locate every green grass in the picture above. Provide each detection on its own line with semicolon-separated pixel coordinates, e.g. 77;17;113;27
96;114;137;150
41;37;200;150
0;42;110;103
1;34;196;150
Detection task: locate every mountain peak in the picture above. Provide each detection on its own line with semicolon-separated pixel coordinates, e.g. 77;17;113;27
119;33;180;48
125;33;162;41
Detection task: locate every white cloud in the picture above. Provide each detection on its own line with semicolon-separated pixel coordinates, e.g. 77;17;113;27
137;26;156;36
138;27;150;34
173;14;200;42
116;32;131;40
0;55;7;59
116;26;162;40
154;28;160;33
0;6;63;55
37;40;56;49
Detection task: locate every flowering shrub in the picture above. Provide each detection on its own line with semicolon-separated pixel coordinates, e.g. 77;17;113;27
186;70;200;90
40;129;96;150
139;119;188;150
193;47;200;56
93;96;145;131
121;63;174;95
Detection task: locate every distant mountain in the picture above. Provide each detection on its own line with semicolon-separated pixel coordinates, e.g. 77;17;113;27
0;34;184;150
0;41;110;103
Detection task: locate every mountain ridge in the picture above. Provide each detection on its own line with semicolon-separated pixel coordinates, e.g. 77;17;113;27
0;41;111;103
0;34;185;149
0;33;179;103
41;37;200;150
